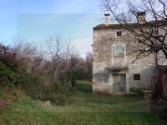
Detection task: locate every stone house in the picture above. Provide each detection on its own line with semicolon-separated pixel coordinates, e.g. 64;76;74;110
92;12;165;94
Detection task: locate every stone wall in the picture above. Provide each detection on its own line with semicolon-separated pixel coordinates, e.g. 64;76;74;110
92;28;158;94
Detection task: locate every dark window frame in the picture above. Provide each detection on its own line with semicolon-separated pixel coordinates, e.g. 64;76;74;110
134;74;141;80
116;31;122;36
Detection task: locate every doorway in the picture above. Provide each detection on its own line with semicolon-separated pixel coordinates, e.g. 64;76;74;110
112;74;126;94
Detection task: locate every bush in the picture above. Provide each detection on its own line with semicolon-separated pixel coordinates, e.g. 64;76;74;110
0;43;72;105
20;74;73;105
0;43;18;68
0;83;16;99
42;82;72;105
0;61;20;99
0;61;73;105
0;44;20;99
0;62;21;86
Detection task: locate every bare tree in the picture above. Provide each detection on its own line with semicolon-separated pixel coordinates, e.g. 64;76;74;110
13;39;43;74
13;35;76;86
12;35;91;87
100;0;167;62
45;34;73;83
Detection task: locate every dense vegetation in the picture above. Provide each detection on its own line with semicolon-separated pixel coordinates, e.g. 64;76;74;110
0;44;20;99
0;38;93;104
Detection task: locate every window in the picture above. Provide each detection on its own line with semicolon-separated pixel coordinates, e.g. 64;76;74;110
134;74;140;80
94;74;109;83
103;74;109;83
152;27;158;36
116;31;122;36
112;44;125;57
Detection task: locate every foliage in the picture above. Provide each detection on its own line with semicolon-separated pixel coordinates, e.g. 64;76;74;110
0;62;20;86
0;42;73;105
0;44;19;99
0;43;20;88
0;43;20;98
0;61;21;99
36;82;73;105
0;43;18;67
20;73;73;105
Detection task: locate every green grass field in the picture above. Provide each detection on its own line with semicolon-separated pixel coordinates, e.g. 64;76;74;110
0;81;166;125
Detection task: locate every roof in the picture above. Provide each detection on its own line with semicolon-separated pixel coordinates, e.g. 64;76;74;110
137;12;146;16
93;20;167;30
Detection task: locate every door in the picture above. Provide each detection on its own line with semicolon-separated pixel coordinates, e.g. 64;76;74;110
112;74;126;94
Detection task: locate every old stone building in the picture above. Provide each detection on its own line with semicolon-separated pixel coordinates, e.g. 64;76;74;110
92;13;159;94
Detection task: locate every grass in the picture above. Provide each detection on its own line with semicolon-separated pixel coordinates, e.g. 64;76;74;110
0;81;166;125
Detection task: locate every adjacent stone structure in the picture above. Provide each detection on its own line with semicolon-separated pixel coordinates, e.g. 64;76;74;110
92;13;158;94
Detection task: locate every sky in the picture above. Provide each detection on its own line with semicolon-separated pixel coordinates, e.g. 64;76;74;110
0;0;104;57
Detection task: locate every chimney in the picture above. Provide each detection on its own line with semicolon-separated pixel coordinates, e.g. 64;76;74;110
137;11;146;24
104;13;110;25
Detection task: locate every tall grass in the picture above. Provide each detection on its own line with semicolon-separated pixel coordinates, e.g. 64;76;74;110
20;73;73;105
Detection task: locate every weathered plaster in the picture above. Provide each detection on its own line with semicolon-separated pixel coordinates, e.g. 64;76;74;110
92;27;158;94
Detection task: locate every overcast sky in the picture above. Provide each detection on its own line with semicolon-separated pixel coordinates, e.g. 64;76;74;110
0;0;104;57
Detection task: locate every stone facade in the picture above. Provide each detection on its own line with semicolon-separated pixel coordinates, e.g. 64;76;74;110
92;24;158;94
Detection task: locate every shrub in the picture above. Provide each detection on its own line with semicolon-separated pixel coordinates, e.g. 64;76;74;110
20;74;73;105
0;61;20;99
0;43;72;105
0;44;20;98
42;82;73;105
0;43;18;67
0;83;16;99
39;82;72;105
